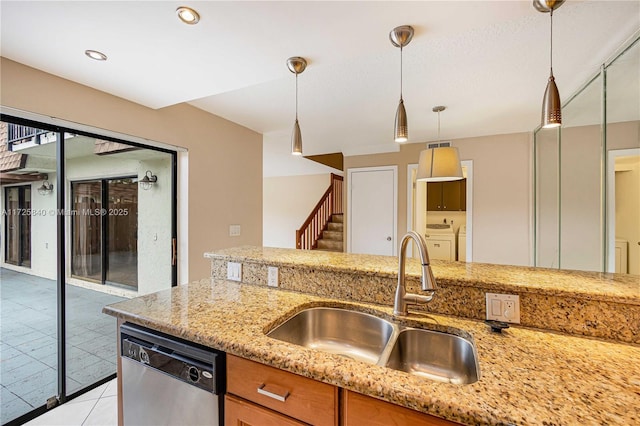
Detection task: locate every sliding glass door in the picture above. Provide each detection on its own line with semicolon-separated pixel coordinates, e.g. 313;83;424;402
4;185;31;267
71;181;102;282
106;178;138;288
1;115;177;424
71;178;139;289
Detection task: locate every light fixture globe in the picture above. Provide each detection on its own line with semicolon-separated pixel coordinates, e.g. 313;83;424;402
37;181;54;195
139;170;157;190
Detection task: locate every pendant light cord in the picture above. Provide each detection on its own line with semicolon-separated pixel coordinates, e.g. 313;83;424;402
295;73;299;120
400;46;403;101
550;9;554;76
437;110;441;143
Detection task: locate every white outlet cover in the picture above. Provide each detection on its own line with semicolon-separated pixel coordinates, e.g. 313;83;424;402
267;266;279;287
485;293;520;324
227;262;242;282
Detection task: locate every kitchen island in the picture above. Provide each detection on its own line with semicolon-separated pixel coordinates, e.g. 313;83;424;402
104;249;640;425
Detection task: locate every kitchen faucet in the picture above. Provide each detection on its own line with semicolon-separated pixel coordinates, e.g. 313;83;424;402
394;231;436;316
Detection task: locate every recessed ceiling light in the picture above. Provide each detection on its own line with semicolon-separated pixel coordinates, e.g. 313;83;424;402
85;50;107;61
176;6;200;24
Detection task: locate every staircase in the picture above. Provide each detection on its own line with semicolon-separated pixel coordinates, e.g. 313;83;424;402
296;174;343;251
316;214;343;252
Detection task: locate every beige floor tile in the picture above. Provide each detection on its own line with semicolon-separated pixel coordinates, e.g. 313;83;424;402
24;399;96;426
82;395;117;426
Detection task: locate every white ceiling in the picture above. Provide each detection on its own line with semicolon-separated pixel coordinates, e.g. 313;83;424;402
1;1;639;177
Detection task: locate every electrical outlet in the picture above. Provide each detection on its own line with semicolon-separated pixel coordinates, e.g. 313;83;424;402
267;267;279;287
227;262;242;282
486;293;520;324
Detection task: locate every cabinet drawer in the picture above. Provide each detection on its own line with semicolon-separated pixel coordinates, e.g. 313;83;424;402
225;394;306;426
342;390;461;425
227;355;337;426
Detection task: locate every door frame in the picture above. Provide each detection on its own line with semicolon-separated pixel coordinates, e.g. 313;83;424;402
606;148;640;273
407;160;474;261
347;165;398;256
3;184;32;267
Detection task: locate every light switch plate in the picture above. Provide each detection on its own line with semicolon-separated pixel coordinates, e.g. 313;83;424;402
227;262;242;282
486;293;520;324
229;225;241;237
267;267;279;287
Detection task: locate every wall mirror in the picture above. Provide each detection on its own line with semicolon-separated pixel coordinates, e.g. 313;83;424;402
534;34;640;275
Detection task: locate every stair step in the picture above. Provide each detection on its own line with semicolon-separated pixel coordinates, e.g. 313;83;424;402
331;214;344;223
328;222;343;232
317;239;344;251
322;230;343;241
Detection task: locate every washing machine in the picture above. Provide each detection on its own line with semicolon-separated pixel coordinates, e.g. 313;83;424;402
458;225;466;262
424;224;456;261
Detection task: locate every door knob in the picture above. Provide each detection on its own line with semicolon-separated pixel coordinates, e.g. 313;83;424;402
386;237;392;241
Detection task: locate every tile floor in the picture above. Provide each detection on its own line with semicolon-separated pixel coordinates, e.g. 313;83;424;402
1;268;125;424
24;378;117;426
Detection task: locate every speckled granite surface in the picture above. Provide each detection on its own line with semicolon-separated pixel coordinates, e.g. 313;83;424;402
206;246;640;343
104;279;640;426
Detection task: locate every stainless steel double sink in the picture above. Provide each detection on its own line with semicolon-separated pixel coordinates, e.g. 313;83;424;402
266;306;480;385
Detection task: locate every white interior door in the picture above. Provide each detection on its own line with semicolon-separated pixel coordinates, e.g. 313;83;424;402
348;166;397;255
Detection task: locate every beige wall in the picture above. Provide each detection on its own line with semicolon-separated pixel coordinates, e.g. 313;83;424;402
344;132;532;267
263;173;331;248
1;57;263;282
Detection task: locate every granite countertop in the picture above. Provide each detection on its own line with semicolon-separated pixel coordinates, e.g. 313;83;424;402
205;246;640;304
104;279;640;426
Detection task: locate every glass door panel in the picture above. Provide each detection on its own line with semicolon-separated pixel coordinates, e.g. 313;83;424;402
1;122;57;424
71;181;102;282
4;185;31;267
106;178;138;289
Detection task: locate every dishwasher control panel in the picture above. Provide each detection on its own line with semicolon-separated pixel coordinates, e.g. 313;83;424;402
121;323;223;394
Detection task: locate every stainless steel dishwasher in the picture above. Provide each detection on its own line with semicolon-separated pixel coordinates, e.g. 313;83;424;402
120;323;225;425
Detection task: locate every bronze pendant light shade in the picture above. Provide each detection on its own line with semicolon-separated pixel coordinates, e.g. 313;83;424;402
390;25;414;143
535;0;564;128
542;73;561;128
395;99;408;142
287;56;307;155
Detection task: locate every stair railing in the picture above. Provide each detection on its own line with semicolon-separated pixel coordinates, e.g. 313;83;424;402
296;173;343;250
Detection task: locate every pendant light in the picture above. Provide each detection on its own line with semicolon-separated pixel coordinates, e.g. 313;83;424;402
416;106;463;182
534;0;564;128
390;25;414;143
287;56;307;155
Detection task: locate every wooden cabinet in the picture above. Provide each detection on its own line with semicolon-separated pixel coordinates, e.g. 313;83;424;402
342;390;461;426
226;355;338;426
225;394;306;426
427;179;466;211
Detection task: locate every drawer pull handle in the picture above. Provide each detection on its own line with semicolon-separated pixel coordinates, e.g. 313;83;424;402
434;243;440;247
257;383;290;402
